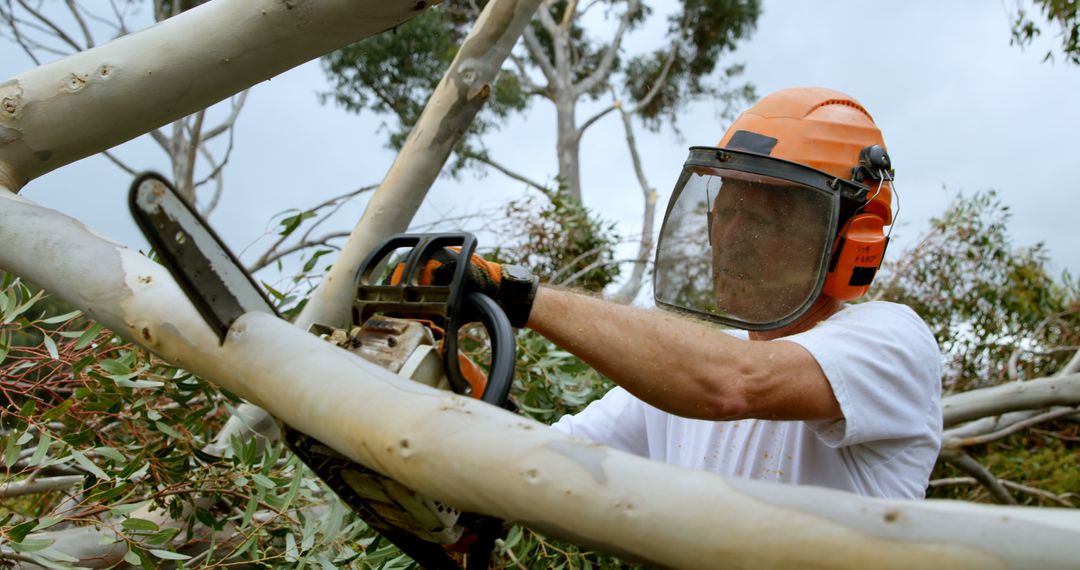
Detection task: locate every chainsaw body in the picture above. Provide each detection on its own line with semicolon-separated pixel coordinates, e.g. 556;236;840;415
129;173;513;569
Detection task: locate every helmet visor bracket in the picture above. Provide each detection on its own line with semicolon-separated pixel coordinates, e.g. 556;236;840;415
654;147;863;330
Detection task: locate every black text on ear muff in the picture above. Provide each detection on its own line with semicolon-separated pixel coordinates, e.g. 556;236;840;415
823;213;888;301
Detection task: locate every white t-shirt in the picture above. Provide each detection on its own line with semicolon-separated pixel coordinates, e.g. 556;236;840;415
551;301;943;499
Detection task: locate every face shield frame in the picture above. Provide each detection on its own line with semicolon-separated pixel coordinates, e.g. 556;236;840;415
653;146;872;331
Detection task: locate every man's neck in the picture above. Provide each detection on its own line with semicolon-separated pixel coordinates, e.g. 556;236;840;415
748;296;845;341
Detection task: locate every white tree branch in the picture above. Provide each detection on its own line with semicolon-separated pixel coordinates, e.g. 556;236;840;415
64;0;94;49
930;477;1075;508
202;89;249;141
946;406;1080;448
572;0;639;98
0;474;83;498
522;17;559;87
298;0;547;330
0;0;429;190
939;449;1017;505
610;105;656;304
577;102;618;134
15;0;82;51
942;373;1080;426
465;150;553;194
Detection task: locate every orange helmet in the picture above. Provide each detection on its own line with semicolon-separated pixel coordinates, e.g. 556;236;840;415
717;87;893;225
653;87;894;330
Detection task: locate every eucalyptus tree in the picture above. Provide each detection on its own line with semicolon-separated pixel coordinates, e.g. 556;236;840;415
321;0;761;302
5;1;1080;568
1012;0;1080;64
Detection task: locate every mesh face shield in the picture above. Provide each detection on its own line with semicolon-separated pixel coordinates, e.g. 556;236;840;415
654;147;868;330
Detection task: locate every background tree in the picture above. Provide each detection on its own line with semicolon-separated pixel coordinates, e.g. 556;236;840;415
321;0;761;302
874;190;1080;506
1011;0;1080;64
0;0;244;212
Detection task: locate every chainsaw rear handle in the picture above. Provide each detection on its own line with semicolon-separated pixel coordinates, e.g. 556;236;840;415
353;233;515;407
452;292;514;407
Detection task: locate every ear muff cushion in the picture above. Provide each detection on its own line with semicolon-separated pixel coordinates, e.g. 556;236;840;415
823;213;888;301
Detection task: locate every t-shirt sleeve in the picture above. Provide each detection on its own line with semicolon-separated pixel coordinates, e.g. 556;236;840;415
550;387;649;457
780;302;942;453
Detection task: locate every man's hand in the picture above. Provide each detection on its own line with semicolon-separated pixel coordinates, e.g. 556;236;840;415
393;248;539;327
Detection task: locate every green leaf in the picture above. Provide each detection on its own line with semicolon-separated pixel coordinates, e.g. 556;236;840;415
123;550;141;565
38;309;82;324
4;432;22;468
94;446;126;464
278;210;316;236
71;450;109;480
122;518;160;532
3;289;45;324
281;470;302;513
32;516;64;532
241;496;257;528
109;501;149;516
29;433;52;467
8;537;55;553
0;329;9;365
115;377;165;389
145;527;180;546
74;323;104;350
285;533;299;561
123;462;150;481
154;421;183;439
41;400;74;421
262;281;287;303
148;549;191;561
99;359;130;376
251;473;276;489
9;519;38;543
42;334;59;360
302;249;334;273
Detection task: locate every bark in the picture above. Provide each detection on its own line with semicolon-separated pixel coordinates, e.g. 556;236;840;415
0;0;429;191
5;189;1080;569
297;0;546;330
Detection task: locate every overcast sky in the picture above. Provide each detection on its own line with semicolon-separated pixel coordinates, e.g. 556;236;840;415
3;1;1079;297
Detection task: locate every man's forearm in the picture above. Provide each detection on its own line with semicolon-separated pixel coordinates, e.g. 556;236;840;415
525;287;841;421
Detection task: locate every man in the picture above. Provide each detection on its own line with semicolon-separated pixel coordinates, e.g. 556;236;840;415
457;87;942;499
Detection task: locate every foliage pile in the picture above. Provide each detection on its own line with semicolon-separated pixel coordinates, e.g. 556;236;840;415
875;191;1079;506
876;190;1079;392
492;186;622;293
0;275;399;568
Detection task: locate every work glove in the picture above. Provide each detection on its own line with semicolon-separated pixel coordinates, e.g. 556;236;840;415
393;248;539;328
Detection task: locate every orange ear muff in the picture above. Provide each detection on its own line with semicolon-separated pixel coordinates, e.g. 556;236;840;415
822;213;888;301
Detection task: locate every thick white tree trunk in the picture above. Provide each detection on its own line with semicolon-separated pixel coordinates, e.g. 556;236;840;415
0;0;428;191
4;190;1080;568
298;0;547;329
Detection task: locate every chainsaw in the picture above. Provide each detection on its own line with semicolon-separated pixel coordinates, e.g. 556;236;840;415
129;172;517;569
